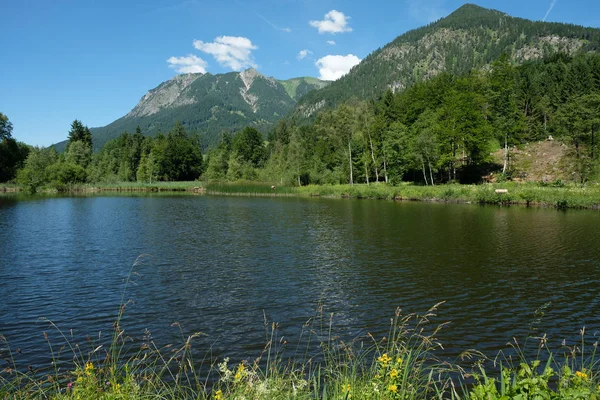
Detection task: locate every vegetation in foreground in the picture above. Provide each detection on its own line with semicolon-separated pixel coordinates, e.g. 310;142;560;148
2;299;599;400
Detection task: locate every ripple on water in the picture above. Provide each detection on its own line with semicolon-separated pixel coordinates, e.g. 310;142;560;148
1;197;599;370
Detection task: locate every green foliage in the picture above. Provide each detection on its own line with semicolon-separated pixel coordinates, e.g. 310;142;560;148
0;138;29;183
67;119;92;148
0;113;30;183
47;162;87;189
65;140;92;169
154;122;204;181
0;112;13;140
16;147;59;193
232;126;266;168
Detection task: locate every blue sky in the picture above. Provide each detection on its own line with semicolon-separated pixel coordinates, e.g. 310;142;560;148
1;0;599;146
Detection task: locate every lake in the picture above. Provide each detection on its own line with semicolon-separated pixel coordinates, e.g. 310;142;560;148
1;194;599;375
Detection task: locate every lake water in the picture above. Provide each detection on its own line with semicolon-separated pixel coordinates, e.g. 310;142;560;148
1;194;599;374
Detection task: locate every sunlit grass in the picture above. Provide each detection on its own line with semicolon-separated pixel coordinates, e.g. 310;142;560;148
2;288;600;399
5;180;600;210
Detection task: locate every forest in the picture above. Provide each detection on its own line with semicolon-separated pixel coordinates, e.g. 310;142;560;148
1;52;600;193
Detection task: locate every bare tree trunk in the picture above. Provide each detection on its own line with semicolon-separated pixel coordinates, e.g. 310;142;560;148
383;157;388;183
422;160;428;186
297;170;300;186
452;141;456;181
348;140;353;185
368;135;379;182
502;132;508;174
428;159;435;186
365;163;369;185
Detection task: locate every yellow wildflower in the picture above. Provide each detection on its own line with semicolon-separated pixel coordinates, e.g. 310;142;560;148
237;363;245;372
575;370;588;379
84;362;94;376
234;372;242;381
342;383;351;392
388;384;398;393
214;389;224;400
389;368;399;378
397;357;403;364
378;353;392;366
114;383;121;393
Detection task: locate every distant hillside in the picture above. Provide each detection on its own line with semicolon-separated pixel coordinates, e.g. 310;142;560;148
295;3;600;117
55;70;328;151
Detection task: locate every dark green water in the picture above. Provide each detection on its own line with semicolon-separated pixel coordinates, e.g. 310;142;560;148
1;194;599;372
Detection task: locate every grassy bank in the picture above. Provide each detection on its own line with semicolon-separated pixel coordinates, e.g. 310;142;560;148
295;182;600;209
4;181;600;210
205;181;600;210
2;302;599;399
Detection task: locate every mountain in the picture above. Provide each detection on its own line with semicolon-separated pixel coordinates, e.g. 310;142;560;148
76;70;328;150
295;3;600;117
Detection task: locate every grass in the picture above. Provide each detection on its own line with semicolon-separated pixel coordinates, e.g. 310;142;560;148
295;182;600;209
2;288;600;399
4;180;600;210
204;181;299;196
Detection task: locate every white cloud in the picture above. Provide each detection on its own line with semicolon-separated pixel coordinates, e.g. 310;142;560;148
167;54;207;74
309;10;352;34
193;36;258;71
327;40;336;45
282;27;292;33
297;49;313;60
315;54;361;81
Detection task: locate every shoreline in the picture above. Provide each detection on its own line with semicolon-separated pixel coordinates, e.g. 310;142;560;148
3;182;600;210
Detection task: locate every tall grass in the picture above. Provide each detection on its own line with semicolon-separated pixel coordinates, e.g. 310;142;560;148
204;181;299;196
6;179;600;210
2;294;599;399
294;182;600;209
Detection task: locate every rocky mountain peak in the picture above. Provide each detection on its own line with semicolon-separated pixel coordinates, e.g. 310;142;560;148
126;73;203;118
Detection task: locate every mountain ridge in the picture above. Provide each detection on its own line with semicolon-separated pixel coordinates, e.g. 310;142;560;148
294;3;600;117
57;69;329;151
56;3;600;152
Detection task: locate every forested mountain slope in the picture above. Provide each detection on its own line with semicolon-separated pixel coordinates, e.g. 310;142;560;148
58;70;328;151
295;3;600;117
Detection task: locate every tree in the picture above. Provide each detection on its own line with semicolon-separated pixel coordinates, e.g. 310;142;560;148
383;121;411;183
411;109;440;185
203;133;232;181
16;147;59;193
232;127;265;168
67;120;93;149
0;112;13;140
0;113;29;182
65;140;92;169
0;139;29;182
333;104;356;185
490;54;525;174
155;122;203;181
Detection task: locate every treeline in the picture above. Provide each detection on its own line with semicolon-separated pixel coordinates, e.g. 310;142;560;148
2;116;268;193
2;52;600;191
12;121;204;193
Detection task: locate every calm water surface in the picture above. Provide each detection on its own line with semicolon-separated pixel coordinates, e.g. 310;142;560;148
1;194;599;372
